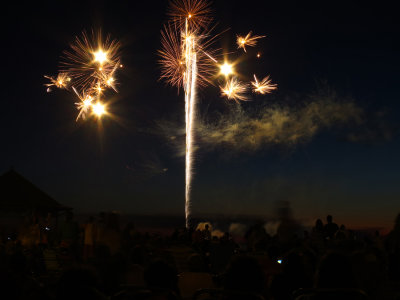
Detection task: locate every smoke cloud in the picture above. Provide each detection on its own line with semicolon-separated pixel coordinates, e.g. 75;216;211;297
196;89;363;152
157;85;395;157
229;222;248;237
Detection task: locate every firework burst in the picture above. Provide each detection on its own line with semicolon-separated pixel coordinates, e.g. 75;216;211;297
220;77;249;102
61;30;121;92
252;74;277;94
44;73;71;92
159;24;219;89
168;0;213;30
160;0;276;228
45;30;122;121
160;0;221;228
237;31;265;52
159;23;186;89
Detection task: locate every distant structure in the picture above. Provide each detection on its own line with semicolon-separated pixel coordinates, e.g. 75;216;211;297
0;169;69;235
0;168;67;214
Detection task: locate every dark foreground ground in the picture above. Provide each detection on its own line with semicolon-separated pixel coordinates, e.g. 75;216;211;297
1;212;400;300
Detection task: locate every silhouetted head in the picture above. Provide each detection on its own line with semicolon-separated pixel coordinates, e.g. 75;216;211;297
98;212;106;222
144;260;178;293
57;267;105;300
315;219;323;229
394;213;400;231
224;256;265;293
326;215;333;224
188;253;208;272
316;252;358;288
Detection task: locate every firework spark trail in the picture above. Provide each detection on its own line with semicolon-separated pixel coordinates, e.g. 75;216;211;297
220;77;249;102
160;0;276;227
44;73;71;92
237;31;265;52
159;1;217;227
184;19;198;228
252;74;277;94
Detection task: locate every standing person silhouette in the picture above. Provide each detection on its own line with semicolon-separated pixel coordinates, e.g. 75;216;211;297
324;215;339;239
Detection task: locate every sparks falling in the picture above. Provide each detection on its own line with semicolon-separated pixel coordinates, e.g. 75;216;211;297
73;87;94;121
160;0;277;227
160;0;219;228
61;30;121;92
252;74;277;94
184;18;197;229
44;73;71;92
237;31;265;52
220;77;249;102
45;30;122;121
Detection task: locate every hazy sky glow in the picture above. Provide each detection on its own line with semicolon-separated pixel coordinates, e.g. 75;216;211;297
2;0;399;230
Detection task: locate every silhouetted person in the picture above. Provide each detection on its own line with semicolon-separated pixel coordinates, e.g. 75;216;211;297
187;253;208;272
59;212;79;244
224;256;265;294
122;221;136;248
208;234;236;273
83;216;97;261
58;212;79;260
270;251;314;300
192;229;202;247
56;267;107;300
144;259;180;295
245;222;269;252
276;200;302;243
315;252;358;289
385;213;400;279
103;212;122;255
312;219;324;235
0;250;42;299
335;224;348;240
203;224;211;241
324;215;339;239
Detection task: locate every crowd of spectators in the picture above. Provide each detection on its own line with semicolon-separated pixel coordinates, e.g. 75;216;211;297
1;212;400;299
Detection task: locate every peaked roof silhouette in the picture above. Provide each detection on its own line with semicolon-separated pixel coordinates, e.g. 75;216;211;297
0;169;64;212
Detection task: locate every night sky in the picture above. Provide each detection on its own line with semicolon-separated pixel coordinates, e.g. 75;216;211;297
2;0;399;230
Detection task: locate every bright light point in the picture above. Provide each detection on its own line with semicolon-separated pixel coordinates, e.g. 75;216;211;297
120;64;123;68
95;82;103;93
188;14;192;18
92;102;106;117
240;39;245;44
220;77;248;101
93;49;108;64
83;99;92;108
220;62;234;77
257;53;261;58
106;77;114;85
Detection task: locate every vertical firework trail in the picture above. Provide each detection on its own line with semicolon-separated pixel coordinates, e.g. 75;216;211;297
159;1;218;228
159;0;276;228
184;18;197;228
